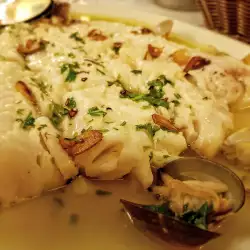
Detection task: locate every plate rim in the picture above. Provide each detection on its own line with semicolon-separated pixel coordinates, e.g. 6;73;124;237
70;2;250;59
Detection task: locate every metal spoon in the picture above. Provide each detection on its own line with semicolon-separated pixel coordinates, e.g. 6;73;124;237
0;0;53;26
121;157;245;246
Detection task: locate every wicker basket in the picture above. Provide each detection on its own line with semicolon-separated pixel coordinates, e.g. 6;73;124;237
197;0;250;44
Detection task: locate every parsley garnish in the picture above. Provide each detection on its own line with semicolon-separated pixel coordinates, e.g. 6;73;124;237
144;201;213;230
95;189;112;196
141;105;151;109
131;70;142;75
54;52;63;57
16;109;24;115
88;107;107;117
120;75;172;109
31;78;50;97
66;69;77;82
50;103;68;127
143;203;174;217
120;121;127;126
171;100;180;107
180;202;213;230
136;123;160;139
60;63;80;82
38;124;47;131
84;59;104;68
107;79;123;87
174;93;181;99
69;32;85;44
120;91;169;109
99;129;109;133
96;68;105;75
73;46;87;54
65;97;76;109
68;52;76;58
22;112;35;129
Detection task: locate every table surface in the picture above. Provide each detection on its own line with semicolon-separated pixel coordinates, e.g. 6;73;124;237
61;0;204;26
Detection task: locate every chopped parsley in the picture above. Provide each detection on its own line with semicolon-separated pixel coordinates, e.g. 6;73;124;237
120;91;169;109
131;70;142;75
141;105;151;110
54;52;63;57
0;55;6;61
120;75;172;109
16;108;24;115
171;100;180;107
96;68;105;75
88;107;107;117
65;97;76;109
174;93;181;99
84;59;104;68
66;69;77;82
31;78;50;98
154;75;174;86
107;79;123;87
144;201;213;230
60;63;80;82
38;124;47;131
180;202;213;230
50;98;78;127
22;112;35;129
136;123;160;139
99;129;109;133
143;203;174;216
69;32;85;44
147;75;171;98
95;189;112;196
120;121;127;126
50;103;68;127
68;52;76;58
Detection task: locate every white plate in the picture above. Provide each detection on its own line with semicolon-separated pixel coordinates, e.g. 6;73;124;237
71;2;249;59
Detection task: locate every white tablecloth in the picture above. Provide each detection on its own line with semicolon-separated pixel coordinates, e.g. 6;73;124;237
61;0;204;26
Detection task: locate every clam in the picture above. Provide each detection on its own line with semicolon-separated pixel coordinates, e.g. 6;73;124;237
121;157;245;246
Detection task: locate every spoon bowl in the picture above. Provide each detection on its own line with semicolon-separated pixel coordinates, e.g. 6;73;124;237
0;0;53;26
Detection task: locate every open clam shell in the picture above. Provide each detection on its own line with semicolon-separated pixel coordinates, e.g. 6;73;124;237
121;157;245;246
120;199;220;246
158;157;245;213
